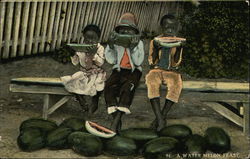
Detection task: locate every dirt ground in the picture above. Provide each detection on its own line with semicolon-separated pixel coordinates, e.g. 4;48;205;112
0;41;249;159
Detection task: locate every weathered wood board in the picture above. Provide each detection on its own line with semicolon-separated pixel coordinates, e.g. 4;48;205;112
9;77;249;136
10;77;249;92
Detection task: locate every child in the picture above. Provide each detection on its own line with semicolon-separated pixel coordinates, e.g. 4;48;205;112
104;12;144;132
61;25;105;114
145;14;186;131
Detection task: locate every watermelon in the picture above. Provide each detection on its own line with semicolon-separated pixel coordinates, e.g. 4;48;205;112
59;117;86;131
143;137;178;159
104;136;137;156
68;132;103;157
17;128;46;151
204;127;231;153
159;124;192;141
183;134;207;159
85;121;116;138
20;118;58;133
46;127;73;149
119;128;158;152
120;128;158;141
112;32;140;48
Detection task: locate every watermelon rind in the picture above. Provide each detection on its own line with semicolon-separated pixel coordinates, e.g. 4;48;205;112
159;124;192;141
17;128;46;151
46;127;73;149
20;118;58;133
68;131;103;157
204;127;231;154
59;117;86;132
104;136;137;156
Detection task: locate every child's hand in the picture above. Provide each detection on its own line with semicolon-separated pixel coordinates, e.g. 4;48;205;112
130;36;139;51
131;36;139;44
108;32;117;49
153;39;162;48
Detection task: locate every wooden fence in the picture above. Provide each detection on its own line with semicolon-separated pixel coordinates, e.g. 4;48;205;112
0;1;183;60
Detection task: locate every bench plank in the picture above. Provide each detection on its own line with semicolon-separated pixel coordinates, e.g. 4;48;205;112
184;81;249;92
135;90;248;102
11;77;63;86
10;77;249;92
9;83;70;95
9;77;249;136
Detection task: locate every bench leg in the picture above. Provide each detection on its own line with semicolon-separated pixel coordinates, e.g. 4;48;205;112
243;102;250;137
43;94;49;119
47;96;71;115
204;102;243;127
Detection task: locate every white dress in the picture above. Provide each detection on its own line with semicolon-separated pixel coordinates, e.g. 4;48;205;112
60;43;106;96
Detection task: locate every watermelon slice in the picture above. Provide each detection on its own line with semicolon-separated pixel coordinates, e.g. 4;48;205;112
85;121;116;138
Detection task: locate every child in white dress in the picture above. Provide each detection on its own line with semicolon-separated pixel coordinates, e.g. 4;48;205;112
61;25;105;114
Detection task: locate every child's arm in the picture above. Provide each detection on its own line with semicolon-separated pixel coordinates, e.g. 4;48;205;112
172;41;185;67
93;45;105;66
70;54;80;66
130;40;144;66
104;45;117;65
148;40;154;66
73;52;88;68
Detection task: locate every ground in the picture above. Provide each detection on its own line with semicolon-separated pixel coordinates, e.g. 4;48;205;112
0;41;249;159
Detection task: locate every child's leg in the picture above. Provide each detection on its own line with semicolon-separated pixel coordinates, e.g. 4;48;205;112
145;69;162;99
162;99;175;118
150;97;166;131
110;69;142;132
151;99;174;128
104;70;121;113
75;94;88;112
162;71;182;104
119;69;142;108
89;91;103;114
145;69;165;130
111;111;123;132
150;71;182;128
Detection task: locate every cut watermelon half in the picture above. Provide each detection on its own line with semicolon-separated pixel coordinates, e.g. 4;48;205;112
85;121;116;138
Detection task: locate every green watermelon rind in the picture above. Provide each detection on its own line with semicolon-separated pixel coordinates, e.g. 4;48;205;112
183;134;207;159
68;132;103;157
46;127;73;149
59;117;86;132
159;124;193;140
120;128;158;141
204;127;231;154
20;118;58;133
17;128;46;151
142;136;179;159
104;136;137;156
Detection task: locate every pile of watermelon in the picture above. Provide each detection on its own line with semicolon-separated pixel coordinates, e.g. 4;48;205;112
17;118;231;158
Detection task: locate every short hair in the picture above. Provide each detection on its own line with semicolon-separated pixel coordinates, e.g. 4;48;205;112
82;24;101;38
160;14;176;26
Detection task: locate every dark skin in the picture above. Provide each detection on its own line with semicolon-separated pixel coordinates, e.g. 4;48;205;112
108;26;139;132
150;17;185;131
153;17;185;65
75;30;102;114
83;30;99;54
161;17;178;36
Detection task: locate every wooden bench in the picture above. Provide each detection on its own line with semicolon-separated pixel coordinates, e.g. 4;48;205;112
10;78;71;119
9;77;249;136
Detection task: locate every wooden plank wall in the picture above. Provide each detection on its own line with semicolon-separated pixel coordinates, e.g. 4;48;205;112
0;1;183;60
